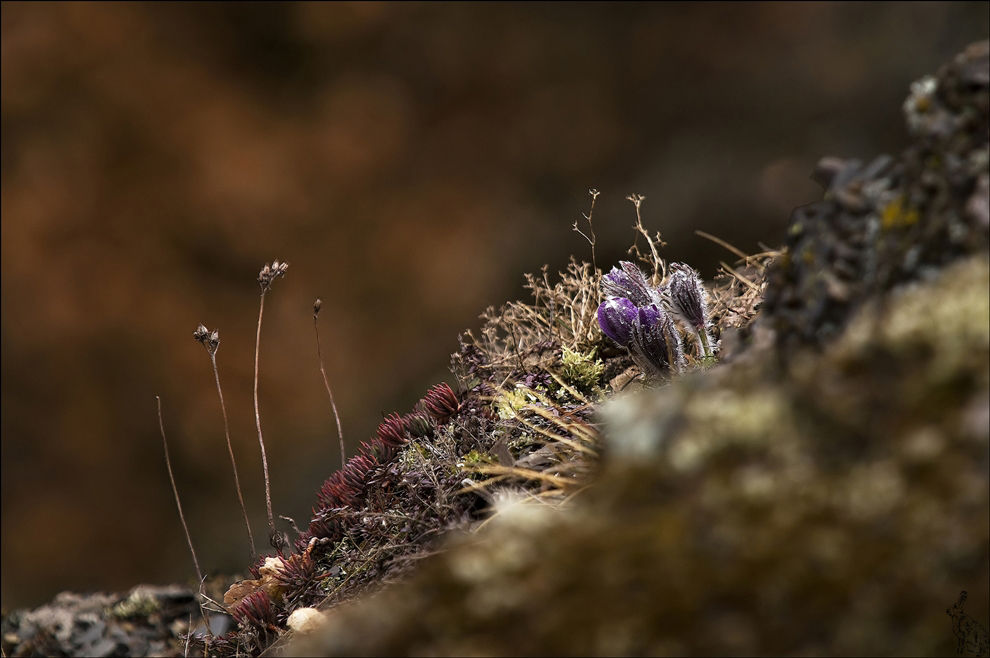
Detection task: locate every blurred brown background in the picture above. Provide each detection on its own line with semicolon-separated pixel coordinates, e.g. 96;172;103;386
2;2;987;610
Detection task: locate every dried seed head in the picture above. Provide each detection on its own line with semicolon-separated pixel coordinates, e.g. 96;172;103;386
258;260;289;291
313;297;322;318
193;324;220;356
597;297;638;346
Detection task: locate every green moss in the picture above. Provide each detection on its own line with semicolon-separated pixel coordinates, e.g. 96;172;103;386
495;388;533;420
558;346;605;391
109;590;160;619
462;450;496;467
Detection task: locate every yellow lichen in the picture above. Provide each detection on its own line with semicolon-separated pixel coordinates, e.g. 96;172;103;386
881;195;920;229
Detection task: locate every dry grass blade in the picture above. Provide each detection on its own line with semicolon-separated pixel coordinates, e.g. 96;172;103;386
464;464;577;489
720;261;760;291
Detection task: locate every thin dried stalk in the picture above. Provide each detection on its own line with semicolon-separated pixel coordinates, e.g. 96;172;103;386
253;290;276;545
210;352;255;557
157;396;203;585
156;396;211;637
314;298;346;466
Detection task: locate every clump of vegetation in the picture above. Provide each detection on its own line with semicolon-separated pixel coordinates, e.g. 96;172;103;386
169;187;758;656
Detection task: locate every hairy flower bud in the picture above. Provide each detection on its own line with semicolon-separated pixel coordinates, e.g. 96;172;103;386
666;262;714;357
601;261;662;308
597;297;638;346
629;305;683;376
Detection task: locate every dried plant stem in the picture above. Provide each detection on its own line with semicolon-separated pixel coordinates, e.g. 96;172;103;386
209;353;255;557
573;188;600;277
156;396;211;637
253;290;276;543
183;613;192;657
626;193;666;281
314;306;346;466
694;229;749;262
157;396;203;585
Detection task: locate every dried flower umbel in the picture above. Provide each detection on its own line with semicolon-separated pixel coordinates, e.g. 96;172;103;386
194;324;255;556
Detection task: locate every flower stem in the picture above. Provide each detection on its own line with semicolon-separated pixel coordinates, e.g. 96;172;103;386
253;290;275;543
210;353;255;557
314;311;346;466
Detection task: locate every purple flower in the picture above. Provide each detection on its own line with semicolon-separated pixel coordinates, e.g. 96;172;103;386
629;305;683;376
601;261;662;308
666;262;713;357
597;297;638;346
629;304;683;376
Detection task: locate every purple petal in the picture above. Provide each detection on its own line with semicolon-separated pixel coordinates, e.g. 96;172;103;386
601;261;660;308
629;305;683;376
597;297;638;346
637;304;662;329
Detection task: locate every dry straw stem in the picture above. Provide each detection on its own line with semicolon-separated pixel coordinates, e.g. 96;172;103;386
254;260;288;547
194;325;256;557
691;229;779;332
626;193;666;283
155;396;211;638
461;257;604;388
212;353;255;557
572;188;601;278
313;298;346;466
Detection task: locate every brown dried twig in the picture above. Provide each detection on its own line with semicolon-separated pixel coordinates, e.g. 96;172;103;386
573;189;600;277
255;260;288;549
156;396;211;637
626;193;666;282
193;325;255;557
313;298;346;466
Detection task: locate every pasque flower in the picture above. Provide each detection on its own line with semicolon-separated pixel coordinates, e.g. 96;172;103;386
600;261;663;308
598;259;709;377
629;304;683;376
665;262;714;357
597;296;638;346
598;295;683;376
